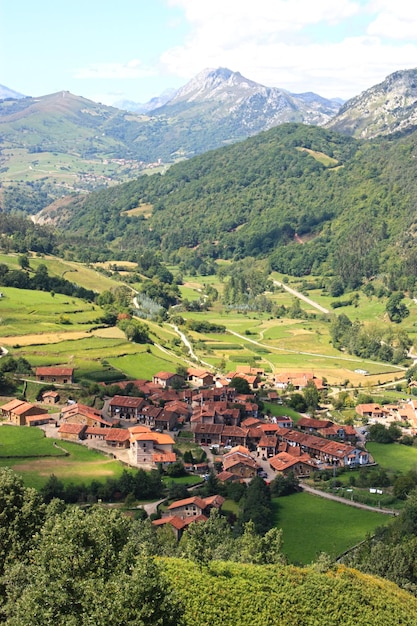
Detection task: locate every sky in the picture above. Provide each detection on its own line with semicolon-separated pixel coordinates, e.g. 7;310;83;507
2;0;417;105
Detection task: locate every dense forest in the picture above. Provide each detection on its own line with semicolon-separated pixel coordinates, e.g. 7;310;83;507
26;122;417;292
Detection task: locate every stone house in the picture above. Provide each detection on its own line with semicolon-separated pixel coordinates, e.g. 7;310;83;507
35;367;74;384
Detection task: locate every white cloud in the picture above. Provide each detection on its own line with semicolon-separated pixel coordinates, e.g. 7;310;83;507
74;60;155;80
161;0;417;99
367;1;417;39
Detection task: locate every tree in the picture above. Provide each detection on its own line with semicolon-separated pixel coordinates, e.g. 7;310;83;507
238;475;273;535
18;254;30;270
2;506;184;626
229;376;251;394
368;423;395;443
288;392;307;413
180;508;233;567
386;292;409;323
0;468;46;578
117;318;151;343
303;380;320;412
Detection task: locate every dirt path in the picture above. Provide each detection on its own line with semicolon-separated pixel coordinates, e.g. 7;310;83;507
300;483;399;516
273;280;330;314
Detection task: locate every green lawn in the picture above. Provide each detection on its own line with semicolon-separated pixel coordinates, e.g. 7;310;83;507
367;442;417;473
108;345;184;379
0;425;125;490
0;425;65;457
274;491;391;564
263;402;303;423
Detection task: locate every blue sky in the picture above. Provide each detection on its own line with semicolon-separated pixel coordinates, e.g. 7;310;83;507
1;0;417;104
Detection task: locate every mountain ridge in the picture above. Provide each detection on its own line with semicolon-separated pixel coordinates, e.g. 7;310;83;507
327;68;417;138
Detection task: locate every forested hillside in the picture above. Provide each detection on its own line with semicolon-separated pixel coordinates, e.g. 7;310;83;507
41;122;417;289
1;467;417;626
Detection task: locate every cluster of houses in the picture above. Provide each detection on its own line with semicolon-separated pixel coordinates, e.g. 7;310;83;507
151;494;225;540
356;400;417;430
0;365;370;477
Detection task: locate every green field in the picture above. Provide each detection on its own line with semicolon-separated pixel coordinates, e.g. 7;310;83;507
263;402;303;423
0;253;123;294
274;491;391;564
367;442;417;473
0;424;65;457
108;345;184;379
0;425;125;490
0;286;100;337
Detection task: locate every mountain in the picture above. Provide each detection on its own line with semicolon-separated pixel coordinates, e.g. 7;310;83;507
150;67;341;140
327;68;417;138
115;88;177;113
0;84;25;100
0;69;342;213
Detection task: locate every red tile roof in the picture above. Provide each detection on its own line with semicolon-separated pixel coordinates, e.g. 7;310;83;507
36;367;74;377
109;395;145;408
58;423;86;435
168;496;207;510
105;428;130;442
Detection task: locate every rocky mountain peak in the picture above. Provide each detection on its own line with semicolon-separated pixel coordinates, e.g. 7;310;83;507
326;67;417;138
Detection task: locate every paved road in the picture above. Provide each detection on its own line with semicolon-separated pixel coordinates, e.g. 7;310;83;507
300;482;399;516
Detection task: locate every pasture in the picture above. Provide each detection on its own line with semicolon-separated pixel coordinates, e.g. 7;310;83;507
0;286;99;337
0;253;122;293
273;491;391;564
0;425;125;490
366;442;417;474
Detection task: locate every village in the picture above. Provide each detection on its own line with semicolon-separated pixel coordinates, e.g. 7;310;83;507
2;362;401;530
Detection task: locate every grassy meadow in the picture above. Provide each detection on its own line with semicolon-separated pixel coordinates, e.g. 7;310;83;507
366;442;417;474
0;425;125;490
274;491;392;564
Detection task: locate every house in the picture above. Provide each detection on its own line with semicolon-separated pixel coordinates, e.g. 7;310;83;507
138;405;163;428
0;398;28;420
355;403;385;419
222;446;260;478
129;430;176;466
84;426;108;442
60;403;111;428
297;417;334;433
221;425;248;447
164;400;191;424
105;428;131;448
152;371;184;388
35;367;74;384
236;365;265;377
274;372;322;391
187;367;214;387
154;409;179;432
276;428;368;468
26;413;54;427
41;390;60;404
166;494;224;520
192;423;224;446
257;435;278;459
108;395;146;420
152;514;207;541
269;451;316;476
226;372;261;390
58;423;87;441
7;401;47;426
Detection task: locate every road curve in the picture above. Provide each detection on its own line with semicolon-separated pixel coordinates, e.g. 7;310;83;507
300;483;398;516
